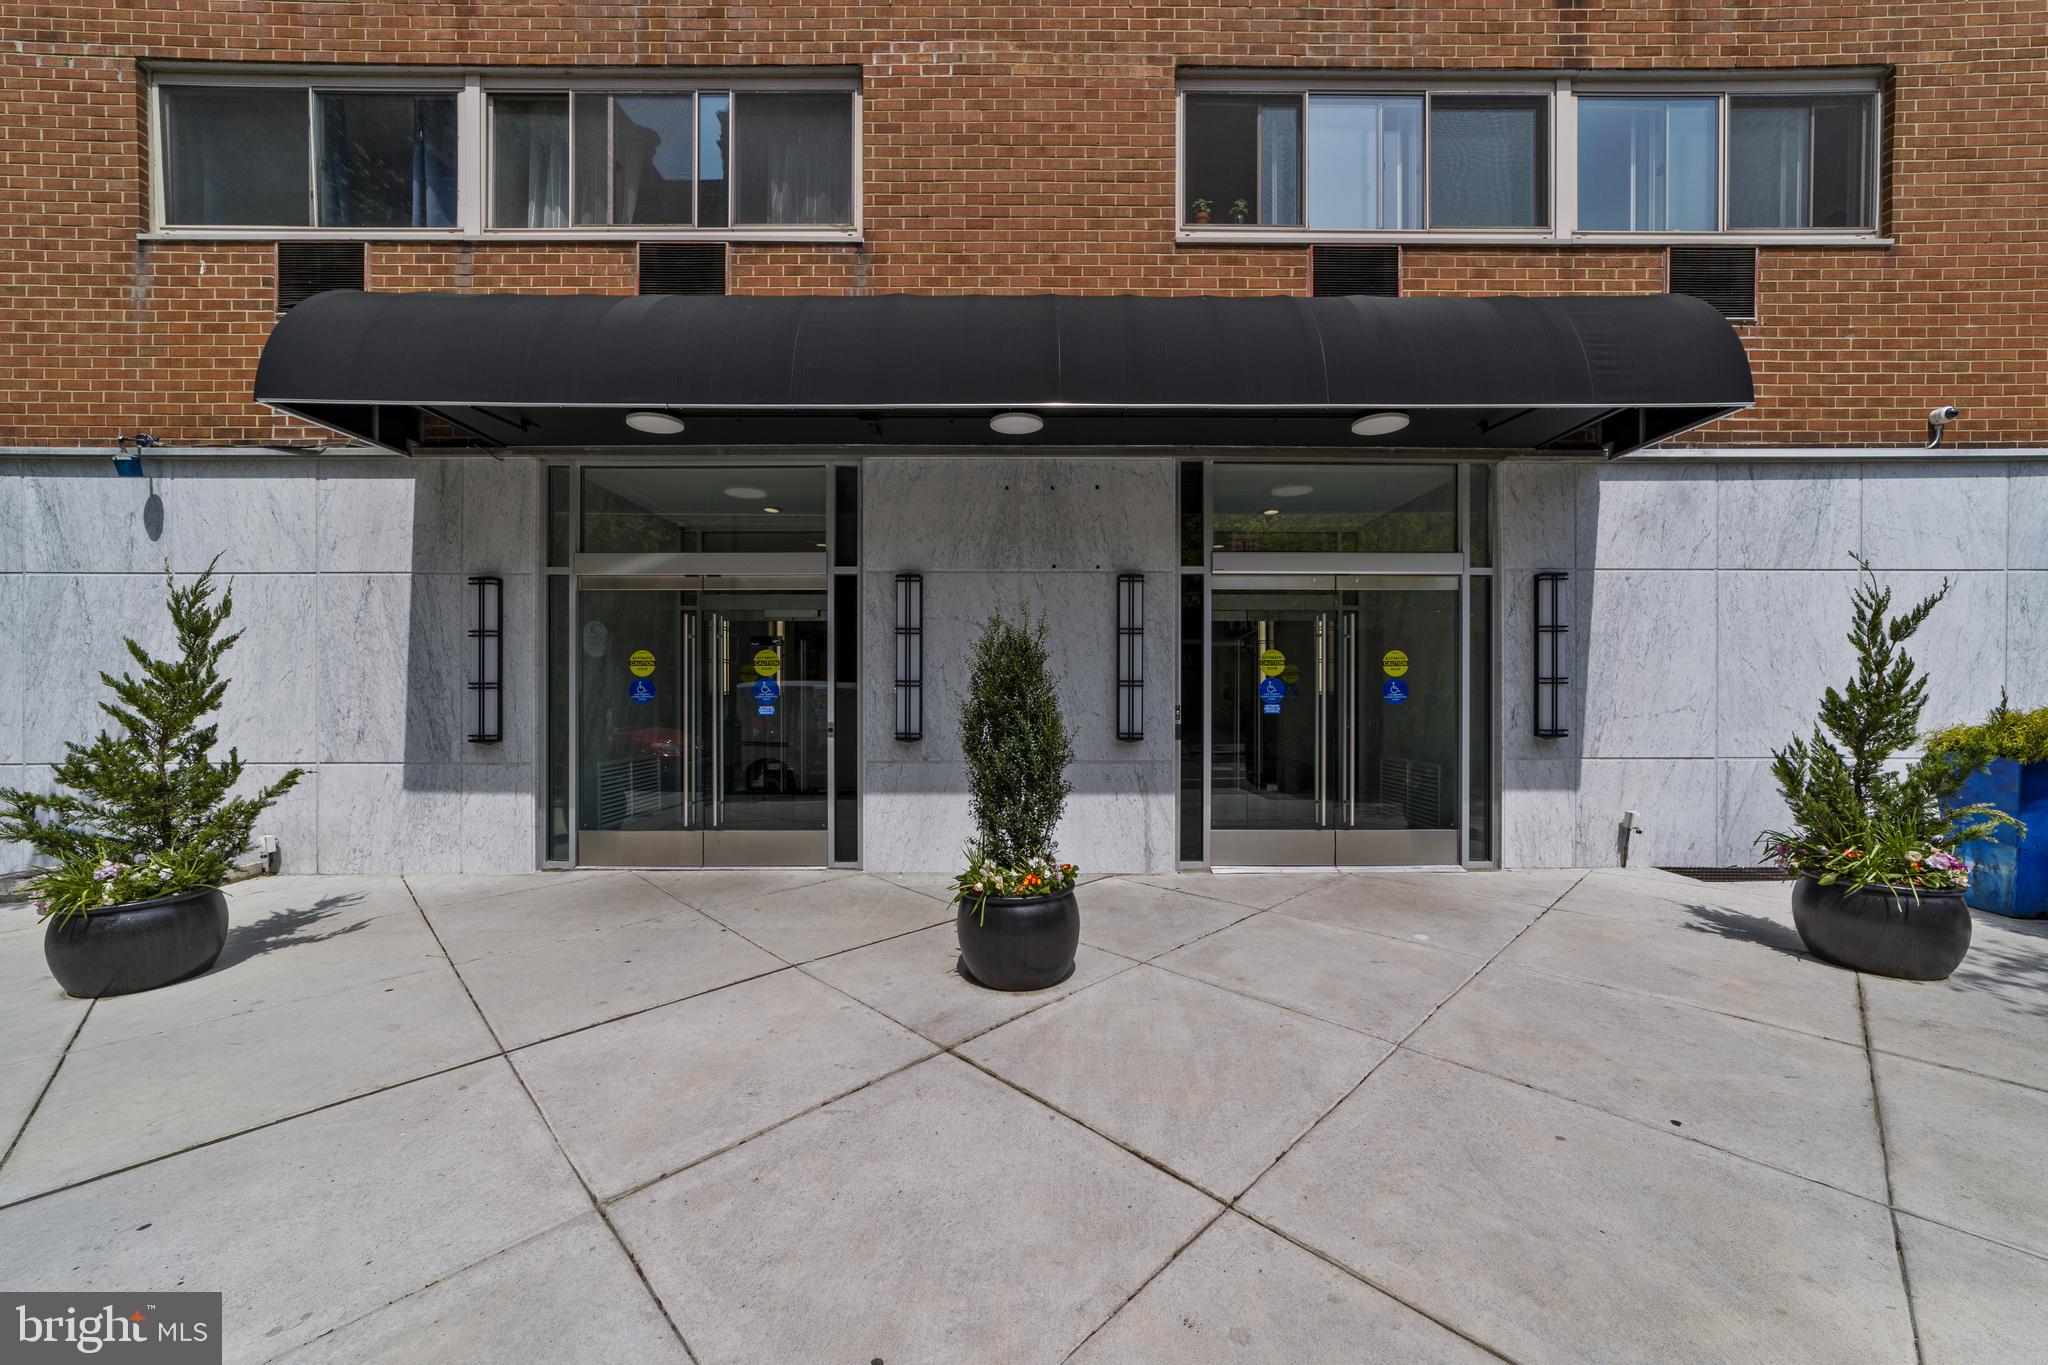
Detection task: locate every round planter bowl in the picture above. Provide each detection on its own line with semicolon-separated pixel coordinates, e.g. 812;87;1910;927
957;887;1080;992
43;886;230;998
1791;874;1972;981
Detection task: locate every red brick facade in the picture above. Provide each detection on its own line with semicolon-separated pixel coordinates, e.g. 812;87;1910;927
2;5;2043;447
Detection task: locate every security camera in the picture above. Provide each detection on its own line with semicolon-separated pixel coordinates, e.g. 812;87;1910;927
1926;405;1961;449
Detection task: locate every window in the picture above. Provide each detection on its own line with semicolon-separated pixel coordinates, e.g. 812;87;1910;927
1577;97;1719;231
1729;95;1874;230
152;72;857;237
1179;76;1878;240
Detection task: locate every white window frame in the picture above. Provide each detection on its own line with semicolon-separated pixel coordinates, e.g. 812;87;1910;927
1176;68;1887;248
144;64;863;243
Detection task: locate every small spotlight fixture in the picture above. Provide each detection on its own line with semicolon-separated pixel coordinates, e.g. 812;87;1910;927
989;411;1044;436
1350;411;1411;437
761;505;781;515
624;410;685;435
1261;507;1281;517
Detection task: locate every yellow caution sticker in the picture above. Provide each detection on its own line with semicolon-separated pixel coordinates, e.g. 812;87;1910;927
628;649;656;677
1382;649;1409;677
752;648;782;677
1258;649;1286;678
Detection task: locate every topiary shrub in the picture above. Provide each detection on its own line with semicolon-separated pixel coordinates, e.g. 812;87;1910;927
952;605;1077;912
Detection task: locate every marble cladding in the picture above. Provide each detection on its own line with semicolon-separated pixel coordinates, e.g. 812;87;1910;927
859;457;1180;873
0;457;541;875
1499;460;2027;870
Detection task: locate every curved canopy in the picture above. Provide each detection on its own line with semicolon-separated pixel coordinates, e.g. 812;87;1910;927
254;291;1753;455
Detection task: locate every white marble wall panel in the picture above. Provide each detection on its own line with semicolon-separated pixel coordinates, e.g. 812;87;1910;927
462;459;542;575
1496;460;1577;572
1717;464;1862;570
1883;571;2007;735
1861;463;2008;571
1575;758;1720;866
860;567;1178;768
315;458;463;575
2009;574;2048;706
2010;468;2048;570
861;457;1180;572
207;574;319;764
19;574;179;764
155;459;318;573
0;466;23;571
861;763;979;873
1717;759;1792;869
0;573;19;764
315;765;465;873
1577;570;1717;758
1715;570;1859;759
0;766;25;869
461;764;541;873
1577;464;1718;570
19;460;168;573
316;573;468;765
238;763;321;875
1501;759;1579;869
862;759;1176;874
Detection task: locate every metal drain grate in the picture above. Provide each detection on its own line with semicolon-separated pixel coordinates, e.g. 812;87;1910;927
1660;865;1794;883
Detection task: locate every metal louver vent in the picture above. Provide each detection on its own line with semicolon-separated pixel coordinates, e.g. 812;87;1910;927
639;243;727;296
277;242;365;314
1668;247;1758;321
1312;245;1400;297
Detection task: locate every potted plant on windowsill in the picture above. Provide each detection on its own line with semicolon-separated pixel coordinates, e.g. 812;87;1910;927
952;606;1080;991
1758;555;2017;980
1;563;302;998
1189;197;1213;225
1229;197;1250;224
1926;696;2048;918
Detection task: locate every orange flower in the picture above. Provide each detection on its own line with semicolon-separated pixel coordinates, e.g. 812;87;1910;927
1022;874;1041;888
1843;848;1862;859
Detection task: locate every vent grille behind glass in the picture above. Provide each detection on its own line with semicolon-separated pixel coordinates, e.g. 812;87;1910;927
639;243;728;296
1312;245;1400;297
1668;247;1758;321
276;242;366;314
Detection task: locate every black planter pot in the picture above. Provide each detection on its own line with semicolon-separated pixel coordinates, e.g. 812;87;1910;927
957;887;1080;992
1791;874;1972;981
43;886;230;998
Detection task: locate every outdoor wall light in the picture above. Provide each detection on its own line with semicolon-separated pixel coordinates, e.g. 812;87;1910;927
894;573;924;741
1350;411;1411;437
467;575;504;744
989;411;1044;435
1116;573;1145;742
624;410;685;435
1533;571;1570;739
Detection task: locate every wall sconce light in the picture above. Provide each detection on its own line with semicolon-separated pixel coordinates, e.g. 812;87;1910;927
894;573;923;741
467;575;503;744
1533;570;1570;738
1116;573;1144;742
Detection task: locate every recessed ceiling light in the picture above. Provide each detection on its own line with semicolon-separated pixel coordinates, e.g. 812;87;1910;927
762;506;781;514
815;542;827;549
625;410;685;435
724;485;766;500
989;411;1044;435
1262;508;1281;517
1350;411;1411;437
1272;483;1314;498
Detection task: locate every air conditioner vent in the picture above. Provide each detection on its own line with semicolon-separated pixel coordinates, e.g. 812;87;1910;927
639;242;727;296
1312;245;1400;297
276;242;365;314
1669;246;1757;321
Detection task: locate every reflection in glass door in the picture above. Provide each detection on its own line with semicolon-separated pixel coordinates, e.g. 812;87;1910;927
575;580;828;866
1211;576;1462;866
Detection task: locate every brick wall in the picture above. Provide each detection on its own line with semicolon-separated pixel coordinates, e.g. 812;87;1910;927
2;5;2044;447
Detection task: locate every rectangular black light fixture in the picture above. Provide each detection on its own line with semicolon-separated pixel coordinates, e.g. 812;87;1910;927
1116;573;1145;742
1533;571;1570;738
467;575;503;744
894;573;923;742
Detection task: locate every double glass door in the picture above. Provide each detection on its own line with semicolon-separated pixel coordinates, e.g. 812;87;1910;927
576;578;828;866
1211;575;1462;866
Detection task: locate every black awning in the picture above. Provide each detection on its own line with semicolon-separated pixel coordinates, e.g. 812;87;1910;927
254;291;1752;455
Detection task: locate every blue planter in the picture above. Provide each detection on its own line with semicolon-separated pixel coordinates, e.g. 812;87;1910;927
1956;759;2048;919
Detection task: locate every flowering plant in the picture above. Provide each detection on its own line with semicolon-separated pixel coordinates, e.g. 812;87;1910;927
1758;556;2018;897
25;844;227;928
951;850;1080;923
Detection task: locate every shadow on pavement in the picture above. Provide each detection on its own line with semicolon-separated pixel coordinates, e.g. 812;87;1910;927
213;893;372;971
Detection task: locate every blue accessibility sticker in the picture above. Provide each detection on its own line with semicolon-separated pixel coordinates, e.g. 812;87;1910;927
1382;678;1408;704
756;704;776;716
1261;702;1281;714
754;677;780;704
1257;676;1285;703
629;677;656;704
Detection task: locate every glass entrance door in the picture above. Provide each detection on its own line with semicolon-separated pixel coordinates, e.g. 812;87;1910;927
575;579;828;866
1211;576;1462;866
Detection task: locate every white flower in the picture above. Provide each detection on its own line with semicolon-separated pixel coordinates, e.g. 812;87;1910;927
157;867;173;880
